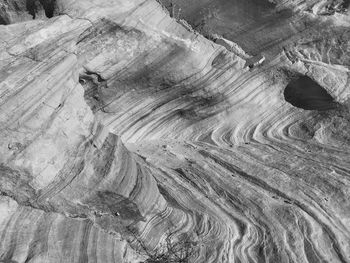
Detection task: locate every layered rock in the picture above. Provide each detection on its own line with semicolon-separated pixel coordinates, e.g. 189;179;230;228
0;0;350;262
0;195;140;263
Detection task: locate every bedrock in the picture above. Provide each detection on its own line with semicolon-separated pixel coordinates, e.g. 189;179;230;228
0;0;349;262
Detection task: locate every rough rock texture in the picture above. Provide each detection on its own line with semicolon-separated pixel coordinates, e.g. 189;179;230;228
0;0;350;262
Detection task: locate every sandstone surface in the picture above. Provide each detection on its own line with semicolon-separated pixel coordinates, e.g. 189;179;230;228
0;0;350;262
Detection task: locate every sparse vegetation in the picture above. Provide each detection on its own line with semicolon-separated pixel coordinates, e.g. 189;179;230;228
128;228;198;263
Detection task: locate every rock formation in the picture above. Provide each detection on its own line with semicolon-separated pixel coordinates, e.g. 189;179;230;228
0;0;349;262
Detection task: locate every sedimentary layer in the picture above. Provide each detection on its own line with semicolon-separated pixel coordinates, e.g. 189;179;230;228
0;0;349;262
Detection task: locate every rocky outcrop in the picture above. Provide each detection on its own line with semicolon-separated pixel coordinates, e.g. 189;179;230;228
0;195;140;263
0;0;350;262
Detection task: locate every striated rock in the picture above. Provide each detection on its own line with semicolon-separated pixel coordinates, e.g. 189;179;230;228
0;195;141;262
0;0;350;262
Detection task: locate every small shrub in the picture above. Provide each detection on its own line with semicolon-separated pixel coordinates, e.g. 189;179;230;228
130;231;197;263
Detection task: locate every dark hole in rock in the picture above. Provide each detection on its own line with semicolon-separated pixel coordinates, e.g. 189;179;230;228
284;76;338;111
26;0;38;19
39;0;55;18
26;0;56;19
0;16;7;25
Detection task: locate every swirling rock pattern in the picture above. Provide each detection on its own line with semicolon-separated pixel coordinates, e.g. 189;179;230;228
0;0;350;262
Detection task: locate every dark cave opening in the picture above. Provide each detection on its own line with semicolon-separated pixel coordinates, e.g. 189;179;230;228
39;0;55;18
0;16;7;25
26;0;56;19
284;76;337;111
26;0;38;19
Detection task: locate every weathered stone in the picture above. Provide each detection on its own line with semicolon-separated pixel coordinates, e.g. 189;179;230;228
0;0;349;262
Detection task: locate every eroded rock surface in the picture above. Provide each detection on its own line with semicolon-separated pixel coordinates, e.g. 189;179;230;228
0;0;350;262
